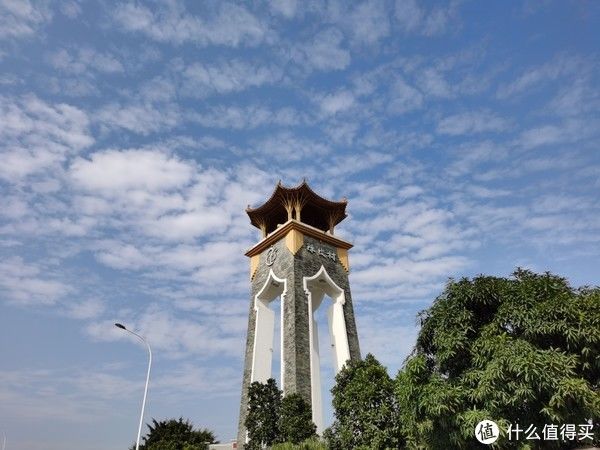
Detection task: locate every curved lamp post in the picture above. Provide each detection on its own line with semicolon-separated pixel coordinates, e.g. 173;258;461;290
115;323;152;450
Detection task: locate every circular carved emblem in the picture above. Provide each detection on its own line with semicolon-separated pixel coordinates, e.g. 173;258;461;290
265;246;278;266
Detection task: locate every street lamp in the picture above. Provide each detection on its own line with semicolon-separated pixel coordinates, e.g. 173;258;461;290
115;323;152;450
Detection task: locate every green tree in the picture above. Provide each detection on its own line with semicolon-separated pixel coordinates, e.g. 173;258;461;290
245;378;282;449
131;418;216;450
279;393;317;444
325;354;402;450
271;437;327;450
396;269;600;449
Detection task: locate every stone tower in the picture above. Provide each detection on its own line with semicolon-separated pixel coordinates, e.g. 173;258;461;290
237;181;361;446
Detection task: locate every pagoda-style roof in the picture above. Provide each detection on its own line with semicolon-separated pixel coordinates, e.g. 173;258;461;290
247;181;348;236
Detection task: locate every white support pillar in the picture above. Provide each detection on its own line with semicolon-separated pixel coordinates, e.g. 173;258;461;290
328;302;351;372
304;266;351;435
251;303;274;383
250;270;287;385
310;316;323;433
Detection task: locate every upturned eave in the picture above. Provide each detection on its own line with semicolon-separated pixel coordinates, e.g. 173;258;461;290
245;219;353;257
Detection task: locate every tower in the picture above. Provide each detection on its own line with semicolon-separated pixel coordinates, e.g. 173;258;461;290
237;181;361;445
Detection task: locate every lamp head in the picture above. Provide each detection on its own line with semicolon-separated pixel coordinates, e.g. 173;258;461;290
114;323;127;330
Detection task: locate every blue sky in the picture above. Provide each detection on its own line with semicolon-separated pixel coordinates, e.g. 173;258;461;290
0;0;599;448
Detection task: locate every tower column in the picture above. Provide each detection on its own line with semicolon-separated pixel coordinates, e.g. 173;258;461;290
237;183;361;448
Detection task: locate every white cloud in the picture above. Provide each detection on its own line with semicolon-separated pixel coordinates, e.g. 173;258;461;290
518;125;563;149
395;0;459;36
254;132;331;163
70;149;194;193
87;305;243;358
0;368;126;423
45;76;100;97
422;4;457;36
113;1;268;47
318;90;355;115
388;77;423;114
190;105;302;130
269;0;297;18
0;256;72;306
445;141;508;177
313;1;390;47
344;179;407;211
0;95;92;148
338;183;477;306
0;361;239;430
142;209;230;241
48;47;124;74
65;298;105;320
139;76;178;103
549;77;599;117
93;240;151;270
0;0;52;39
451;185;600;250
0;95;93;181
465;185;511;199
437;111;510;135
347;0;390;45
59;1;82;18
497;54;585;99
153;364;241;398
0;195;28;219
291;28;350;72
67;156;270;260
394;0;423;32
352;255;469;287
96;102;180;135
182;59;281;97
322;120;360;145
418;67;453;98
517;119;596;150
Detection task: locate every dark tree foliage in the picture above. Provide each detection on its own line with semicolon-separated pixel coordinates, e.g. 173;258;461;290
396;269;600;449
271;438;327;449
279;393;317;444
325;354;402;450
245;378;282;449
130;417;216;450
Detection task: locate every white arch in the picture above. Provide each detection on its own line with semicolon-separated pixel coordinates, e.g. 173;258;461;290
303;265;351;434
250;269;287;389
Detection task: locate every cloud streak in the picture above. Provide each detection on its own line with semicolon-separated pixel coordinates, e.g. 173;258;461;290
113;1;268;47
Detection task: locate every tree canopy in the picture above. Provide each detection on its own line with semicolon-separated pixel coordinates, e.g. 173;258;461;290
132;418;216;450
271;438;327;450
325;354;402;449
396;269;600;449
245;378;317;449
279;393;317;444
245;378;282;449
